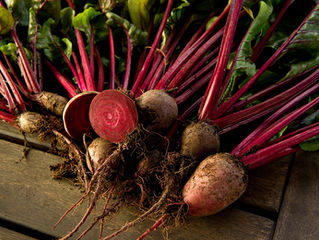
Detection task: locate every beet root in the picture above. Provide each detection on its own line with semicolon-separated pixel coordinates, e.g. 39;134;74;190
136;90;178;132
33;91;68;116
86;137;116;173
182;153;247;216
89;90;138;143
181;121;220;161
16;112;46;133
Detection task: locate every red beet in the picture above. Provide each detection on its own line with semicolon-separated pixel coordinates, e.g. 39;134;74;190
182;153;247;216
89;89;138;143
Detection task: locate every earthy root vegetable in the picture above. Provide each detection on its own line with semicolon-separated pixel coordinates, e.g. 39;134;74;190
136;90;178;132
89;89;138;143
16;112;47;133
86;137;115;173
33;91;68;116
181;121;220;161
182;153;247;216
63;91;98;139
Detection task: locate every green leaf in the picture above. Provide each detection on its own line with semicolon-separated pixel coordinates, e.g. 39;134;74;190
5;0;30;26
300;135;319;151
59;7;74;35
0;6;14;35
27;7;37;43
73;7;101;36
128;0;155;30
280;5;319;79
106;12;148;46
0;42;18;61
61;38;73;59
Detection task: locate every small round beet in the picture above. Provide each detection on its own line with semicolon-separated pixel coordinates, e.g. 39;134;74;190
181;121;220;161
89;89;138;143
182;153;247;216
63;91;98;139
136;90;178;132
86;137;115;173
17;112;46;133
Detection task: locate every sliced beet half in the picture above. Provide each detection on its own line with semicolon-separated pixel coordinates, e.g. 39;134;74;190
63;91;98;139
89;89;138;143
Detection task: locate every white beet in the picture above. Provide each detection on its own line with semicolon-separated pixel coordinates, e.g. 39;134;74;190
182;153;247;216
86;137;115;173
181;121;220;161
34;91;68;116
17;112;46;133
136;90;178;132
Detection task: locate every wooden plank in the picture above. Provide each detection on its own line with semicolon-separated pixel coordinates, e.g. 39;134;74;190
0;121;51;151
0;139;275;240
239;155;292;213
273;151;319;240
0;226;36;240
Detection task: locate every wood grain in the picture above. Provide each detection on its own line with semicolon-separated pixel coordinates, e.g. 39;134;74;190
240;155;292;213
0;226;36;240
273;151;319;240
0;139;275;240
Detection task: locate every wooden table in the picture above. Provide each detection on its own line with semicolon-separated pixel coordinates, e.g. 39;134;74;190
0;121;318;240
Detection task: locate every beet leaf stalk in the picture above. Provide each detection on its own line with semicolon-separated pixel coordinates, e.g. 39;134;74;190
207;3;319;120
198;0;244;121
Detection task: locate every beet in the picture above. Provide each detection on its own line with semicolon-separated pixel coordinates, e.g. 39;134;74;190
16;112;46;133
136;90;178;132
182;153;247;216
86;137;115;173
33;91;68;116
89;89;138;143
181;121;220;161
63;91;98;139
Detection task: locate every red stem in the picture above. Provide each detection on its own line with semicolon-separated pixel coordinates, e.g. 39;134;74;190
166;29;223;90
51;36;85;91
175;51;218;97
2;54;28;96
11;28;40;93
89;25;95;81
136;214;168;240
250;0;295;62
45;60;77;98
236;91;319;156
130;0;174;97
75;29;95;91
155;5;229;90
210;5;317;120
0;61;26;111
240;122;319;168
95;48;105;92
0;74;16;110
108;26;116;89
0;110;16;124
198;0;244;121
72;52;87;91
231;68;319;155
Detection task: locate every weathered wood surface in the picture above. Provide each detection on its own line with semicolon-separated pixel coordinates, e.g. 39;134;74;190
240;155;292;213
273;151;319;240
0;226;36;240
0;139;275;240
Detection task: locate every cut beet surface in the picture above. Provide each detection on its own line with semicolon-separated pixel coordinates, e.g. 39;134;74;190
63;91;98;139
89;89;138;143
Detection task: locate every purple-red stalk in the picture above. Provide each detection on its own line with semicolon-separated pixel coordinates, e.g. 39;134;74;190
95;48;105;92
45;60;77;98
89;25;95;80
198;0;244;121
250;0;295;62
130;0;174;97
108;26;116;89
209;5;317;120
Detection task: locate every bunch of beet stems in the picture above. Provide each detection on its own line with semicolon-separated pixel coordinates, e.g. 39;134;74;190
198;0;310;122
